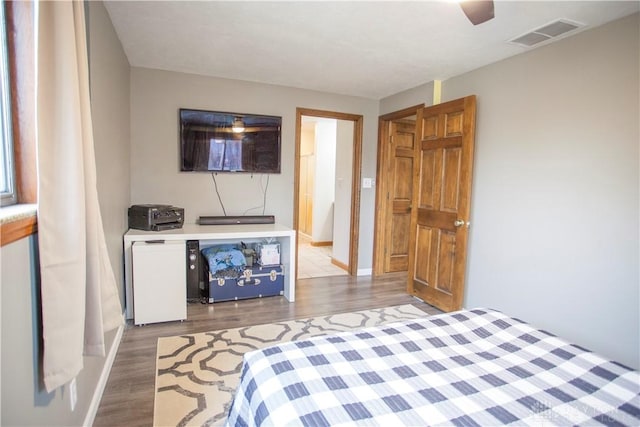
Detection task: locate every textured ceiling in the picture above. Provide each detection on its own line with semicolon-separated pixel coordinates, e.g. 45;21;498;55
104;1;639;100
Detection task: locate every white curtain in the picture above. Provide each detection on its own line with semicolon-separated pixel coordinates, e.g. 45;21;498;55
37;0;123;392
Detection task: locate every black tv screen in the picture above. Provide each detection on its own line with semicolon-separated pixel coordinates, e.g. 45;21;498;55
179;109;282;173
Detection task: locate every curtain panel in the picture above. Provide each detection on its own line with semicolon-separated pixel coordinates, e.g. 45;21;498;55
37;0;123;392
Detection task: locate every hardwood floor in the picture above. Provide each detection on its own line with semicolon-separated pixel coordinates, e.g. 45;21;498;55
93;273;441;427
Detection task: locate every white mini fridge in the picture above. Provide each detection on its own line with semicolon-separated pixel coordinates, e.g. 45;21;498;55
132;240;186;325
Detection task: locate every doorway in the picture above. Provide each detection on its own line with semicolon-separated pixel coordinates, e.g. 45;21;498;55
294;108;363;279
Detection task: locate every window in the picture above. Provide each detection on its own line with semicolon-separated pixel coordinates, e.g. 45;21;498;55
0;3;15;207
0;1;37;247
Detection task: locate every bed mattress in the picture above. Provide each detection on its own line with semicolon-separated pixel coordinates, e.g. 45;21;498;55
226;308;639;426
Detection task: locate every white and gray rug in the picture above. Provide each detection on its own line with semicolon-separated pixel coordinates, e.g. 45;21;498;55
154;304;428;426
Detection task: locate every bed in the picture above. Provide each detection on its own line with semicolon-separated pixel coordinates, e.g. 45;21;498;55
225;308;639;426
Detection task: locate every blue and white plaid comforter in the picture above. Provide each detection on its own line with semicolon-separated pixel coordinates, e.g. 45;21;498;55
226;308;640;426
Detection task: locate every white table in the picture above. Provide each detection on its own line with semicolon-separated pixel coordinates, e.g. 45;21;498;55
124;223;296;320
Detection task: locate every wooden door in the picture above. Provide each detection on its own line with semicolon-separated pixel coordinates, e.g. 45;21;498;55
298;125;315;236
298;155;314;236
384;119;416;272
408;96;476;312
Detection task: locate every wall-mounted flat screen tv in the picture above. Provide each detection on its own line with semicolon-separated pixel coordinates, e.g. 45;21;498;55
180;109;282;173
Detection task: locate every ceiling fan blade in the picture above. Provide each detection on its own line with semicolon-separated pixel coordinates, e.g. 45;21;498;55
460;0;495;25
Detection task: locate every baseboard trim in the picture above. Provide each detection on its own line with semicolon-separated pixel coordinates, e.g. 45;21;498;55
310;240;332;247
357;268;372;276
331;257;348;271
83;323;124;427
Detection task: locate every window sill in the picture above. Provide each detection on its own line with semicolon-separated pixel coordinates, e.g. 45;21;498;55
0;203;37;246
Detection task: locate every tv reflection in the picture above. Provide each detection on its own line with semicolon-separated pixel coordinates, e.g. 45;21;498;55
208;137;243;171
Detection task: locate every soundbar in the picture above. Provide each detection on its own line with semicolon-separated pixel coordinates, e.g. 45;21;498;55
199;215;275;225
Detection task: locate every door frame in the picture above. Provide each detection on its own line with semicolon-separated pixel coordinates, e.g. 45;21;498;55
293;107;363;276
372;104;423;276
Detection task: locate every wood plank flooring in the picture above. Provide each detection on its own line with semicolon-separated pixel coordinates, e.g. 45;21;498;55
93;273;441;427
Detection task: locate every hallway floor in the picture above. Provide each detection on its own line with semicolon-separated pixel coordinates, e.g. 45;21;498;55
297;234;348;279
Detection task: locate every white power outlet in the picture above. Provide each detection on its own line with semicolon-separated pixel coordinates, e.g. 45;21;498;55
69;377;78;411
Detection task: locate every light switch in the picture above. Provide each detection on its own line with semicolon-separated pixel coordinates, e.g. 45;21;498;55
363;178;372;188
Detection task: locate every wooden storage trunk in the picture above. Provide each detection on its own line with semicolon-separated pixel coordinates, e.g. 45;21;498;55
201;264;284;304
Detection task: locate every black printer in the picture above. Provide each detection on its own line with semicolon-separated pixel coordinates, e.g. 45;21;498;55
128;204;184;231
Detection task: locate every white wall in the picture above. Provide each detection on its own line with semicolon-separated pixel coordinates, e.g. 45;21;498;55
441;13;639;368
89;1;131;308
380;80;433;115
333;120;354;265
130;68;380;269
312;119;337;242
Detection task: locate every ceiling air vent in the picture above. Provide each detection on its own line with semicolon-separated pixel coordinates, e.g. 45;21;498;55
510;19;583;47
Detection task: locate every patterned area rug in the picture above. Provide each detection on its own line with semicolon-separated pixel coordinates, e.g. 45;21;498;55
154;304;428;426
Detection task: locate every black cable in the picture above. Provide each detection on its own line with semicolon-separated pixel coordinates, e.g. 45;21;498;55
211;172;227;216
262;174;270;215
241;174;270;216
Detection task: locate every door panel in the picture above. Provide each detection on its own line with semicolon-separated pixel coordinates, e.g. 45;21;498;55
423;116;439;139
408;96;476;312
419;150;436;209
442;148;462;212
436;230;456;294
413;225;432;283
393;157;413;200
445;111;463;136
389;212;410;271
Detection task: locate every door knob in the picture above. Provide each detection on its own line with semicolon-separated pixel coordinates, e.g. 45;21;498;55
454;219;465;227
